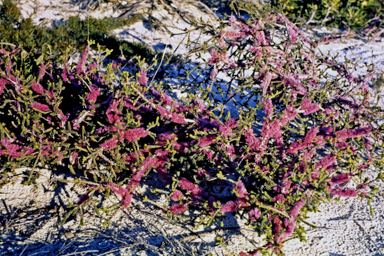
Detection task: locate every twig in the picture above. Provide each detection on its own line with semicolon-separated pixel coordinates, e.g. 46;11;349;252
62;250;100;256
0;42;16;48
306;10;317;25
56;240;74;255
97;245;142;256
149;46;168;86
321;7;331;26
98;152;116;166
1;199;10;216
84;229;131;246
28;251;51;256
371;28;384;42
19;245;29;256
353;219;384;255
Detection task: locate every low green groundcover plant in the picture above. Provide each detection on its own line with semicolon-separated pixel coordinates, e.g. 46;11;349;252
269;0;383;30
0;3;384;256
0;0;156;61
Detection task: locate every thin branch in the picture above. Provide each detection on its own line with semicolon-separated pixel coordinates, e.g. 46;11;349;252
306;10;317;25
0;42;16;48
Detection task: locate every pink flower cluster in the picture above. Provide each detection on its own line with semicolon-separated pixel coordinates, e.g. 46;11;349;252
331;187;357;197
31;81;46;95
334;127;371;141
220;30;247;40
31;101;50;112
169;204;188;214
156;106;187;124
87;85;100;104
76;45;90;75
106;99;123;125
139;69;147;86
301;98;320;115
0;138;34;158
38;64;47;81
124;128;149;142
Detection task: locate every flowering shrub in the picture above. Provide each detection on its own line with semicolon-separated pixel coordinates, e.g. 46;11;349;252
0;4;384;256
160;4;384;254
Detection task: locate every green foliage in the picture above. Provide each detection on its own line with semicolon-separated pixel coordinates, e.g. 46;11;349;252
0;0;20;26
270;0;383;29
0;0;156;61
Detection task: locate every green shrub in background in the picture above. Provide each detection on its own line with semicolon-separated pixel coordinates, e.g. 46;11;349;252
269;0;383;29
202;0;383;31
0;0;156;61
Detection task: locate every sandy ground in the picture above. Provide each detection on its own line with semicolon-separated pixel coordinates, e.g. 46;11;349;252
1;1;384;255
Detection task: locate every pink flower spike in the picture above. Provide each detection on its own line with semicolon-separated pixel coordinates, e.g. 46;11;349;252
290;199;305;218
139;69;148;86
263;98;273;117
31;81;45;95
198;135;216;148
208;49;220;65
220;30;247;39
171;113;187;124
334;127;371;141
235;180;248;199
249;207;261;221
256;31;267;45
108;183;131;208
331;187;357;197
124;128;149;142
178;177;195;191
301;98;320;115
100;137;118;150
87;85;100;104
38;64;46;80
221;201;238;213
76;45;90;75
316;155;337;170
210;68;218;79
70;151;78;165
219;119;237;139
31;102;50;112
304;126;319;145
287;141;306;154
287;26;298;43
331;173;351;185
170;189;184;201
0;78;9;95
278;219;296;243
170;204;188;215
261;72;273;96
229;16;237;26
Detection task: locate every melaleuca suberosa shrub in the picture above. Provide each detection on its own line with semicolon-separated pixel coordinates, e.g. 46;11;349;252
154;3;384;255
0;6;384;256
0;41;248;226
